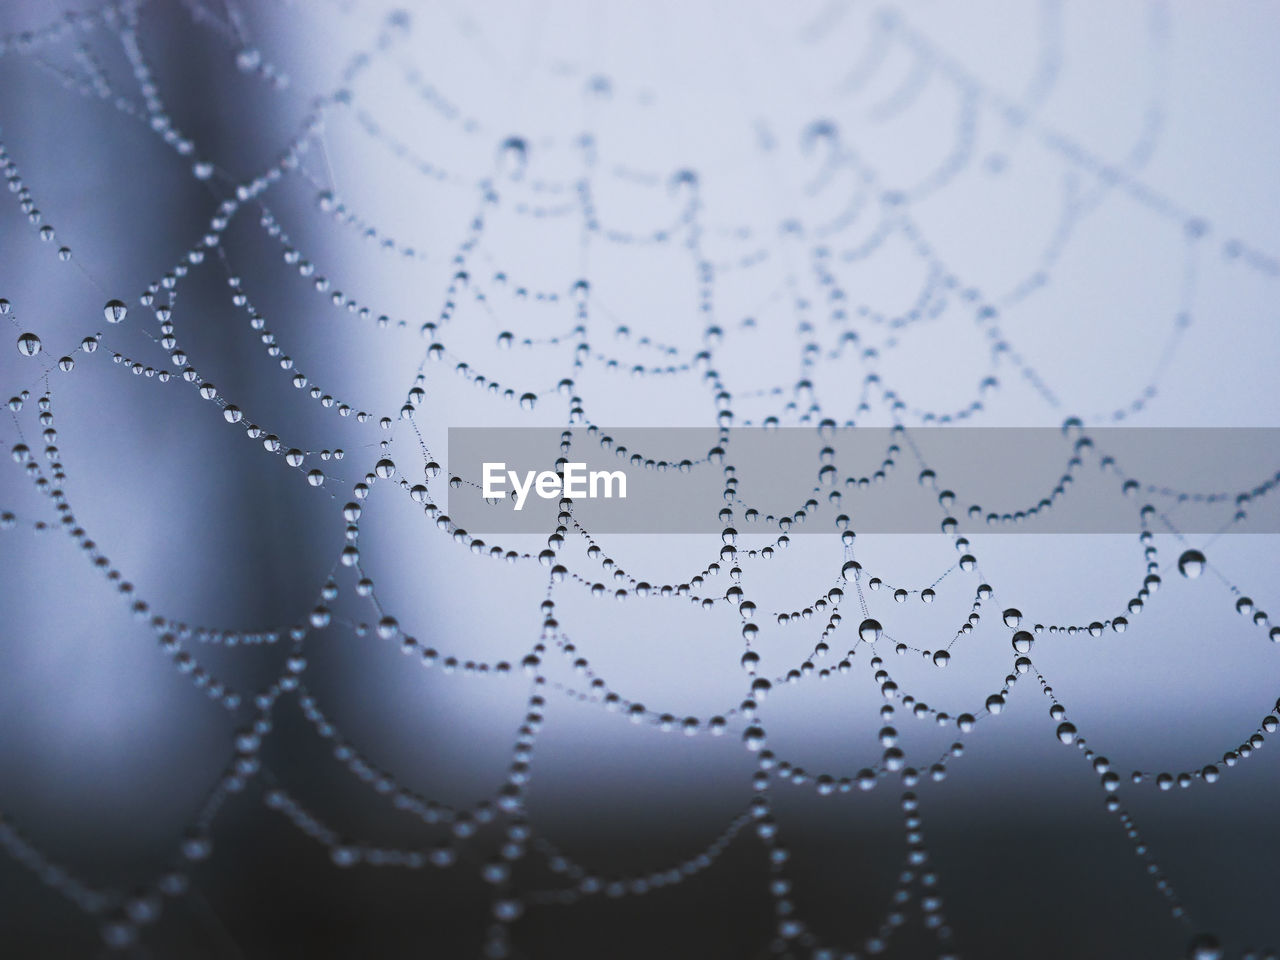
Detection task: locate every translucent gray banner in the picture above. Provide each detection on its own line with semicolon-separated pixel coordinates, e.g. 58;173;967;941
444;427;1280;534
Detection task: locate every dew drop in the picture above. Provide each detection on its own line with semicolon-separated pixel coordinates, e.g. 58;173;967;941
16;332;41;357
103;299;128;324
1186;933;1223;960
1177;549;1205;579
859;618;882;643
498;136;528;177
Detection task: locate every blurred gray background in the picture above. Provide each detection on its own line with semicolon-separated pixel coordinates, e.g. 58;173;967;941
0;1;1277;958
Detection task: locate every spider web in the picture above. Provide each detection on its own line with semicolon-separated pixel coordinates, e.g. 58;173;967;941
0;1;1278;958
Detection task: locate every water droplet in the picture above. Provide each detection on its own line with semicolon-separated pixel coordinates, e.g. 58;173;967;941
1177;549;1205;579
181;833;212;862
375;458;396;479
1002;608;1022;628
800;119;839;154
1056;722;1077;745
1186;933;1222;960
498;136;528;177
103;299;128;323
668;168;699;198
859;619;882;643
519;393;537;411
16;333;40;357
330;844;360;868
1011;631;1033;655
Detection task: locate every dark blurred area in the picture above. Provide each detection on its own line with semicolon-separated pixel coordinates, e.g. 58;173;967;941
1;2;1278;959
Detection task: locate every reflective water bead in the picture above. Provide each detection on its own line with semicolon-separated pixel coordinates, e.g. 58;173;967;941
498;136;528;176
1177;549;1205;579
1185;933;1223;960
16;332;41;357
103;299;128;323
